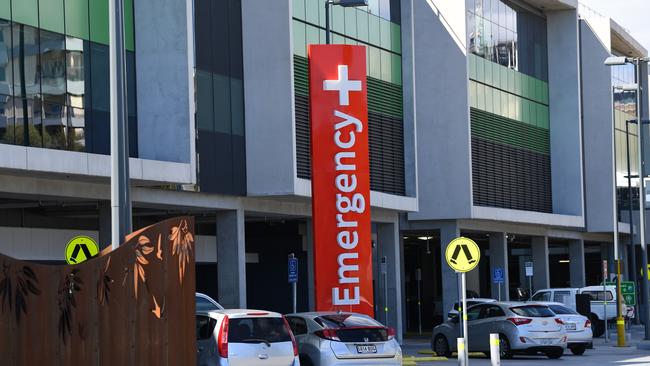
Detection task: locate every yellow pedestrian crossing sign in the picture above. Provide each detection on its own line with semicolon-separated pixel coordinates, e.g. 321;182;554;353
445;237;480;272
65;236;99;265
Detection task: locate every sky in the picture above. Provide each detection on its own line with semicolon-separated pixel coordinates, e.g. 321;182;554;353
580;0;650;52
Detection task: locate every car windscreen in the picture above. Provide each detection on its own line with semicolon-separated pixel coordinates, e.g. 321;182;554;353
228;317;292;343
549;304;577;315
510;305;555;317
196;296;222;311
315;314;388;342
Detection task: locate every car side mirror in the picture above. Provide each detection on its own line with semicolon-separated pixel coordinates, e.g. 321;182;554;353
450;314;459;323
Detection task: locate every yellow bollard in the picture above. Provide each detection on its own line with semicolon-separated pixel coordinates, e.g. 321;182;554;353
490;334;501;366
457;338;467;366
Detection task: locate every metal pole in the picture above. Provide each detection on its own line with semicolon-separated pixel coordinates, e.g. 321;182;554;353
634;59;650;340
325;1;331;44
461;272;469;365
417;268;422;336
604;263;609;342
292;281;297;314
611;86;626;346
626;118;640;325
109;0;132;249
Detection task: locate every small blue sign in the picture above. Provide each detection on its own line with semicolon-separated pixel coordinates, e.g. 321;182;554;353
493;268;505;284
288;257;299;283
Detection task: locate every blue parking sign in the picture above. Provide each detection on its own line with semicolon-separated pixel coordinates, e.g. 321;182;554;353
288;257;299;283
493;268;504;284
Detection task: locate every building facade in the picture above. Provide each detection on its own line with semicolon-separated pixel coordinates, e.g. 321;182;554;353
0;0;646;340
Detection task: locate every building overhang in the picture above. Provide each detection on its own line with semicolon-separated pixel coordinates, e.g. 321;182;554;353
520;0;577;11
610;19;648;58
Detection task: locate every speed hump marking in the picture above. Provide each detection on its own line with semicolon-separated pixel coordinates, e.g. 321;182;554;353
445;237;480;272
65;236;99;265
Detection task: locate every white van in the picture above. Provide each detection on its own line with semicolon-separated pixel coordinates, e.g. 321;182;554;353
530;286;633;338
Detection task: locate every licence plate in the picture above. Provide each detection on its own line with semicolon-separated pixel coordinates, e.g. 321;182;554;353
538;339;554;345
356;344;377;354
565;322;577;331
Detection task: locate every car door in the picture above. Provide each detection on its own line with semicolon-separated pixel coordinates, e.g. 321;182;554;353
466;305;487;351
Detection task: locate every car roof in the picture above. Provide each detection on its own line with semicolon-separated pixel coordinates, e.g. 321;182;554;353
199;309;283;318
287;311;370;318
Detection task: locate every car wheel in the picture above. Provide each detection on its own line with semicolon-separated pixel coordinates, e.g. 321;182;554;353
570;344;587;355
499;334;513;359
546;348;564;359
433;335;452;357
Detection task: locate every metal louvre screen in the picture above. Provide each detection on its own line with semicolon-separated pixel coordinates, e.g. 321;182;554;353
294;55;405;196
471;109;552;213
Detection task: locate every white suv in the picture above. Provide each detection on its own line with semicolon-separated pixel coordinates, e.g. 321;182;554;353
196;309;300;366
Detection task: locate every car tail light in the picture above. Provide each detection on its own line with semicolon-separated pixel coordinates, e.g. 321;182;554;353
247;312;269;316
519;337;526;343
283;316;299;357
507;318;533;326
217;316;229;358
314;329;340;341
554;318;565;325
585;320;592;328
386;327;396;340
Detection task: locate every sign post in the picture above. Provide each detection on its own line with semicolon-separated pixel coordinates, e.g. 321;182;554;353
445;237;481;366
417;268;422;336
381;256;388;324
493;268;505;301
308;44;373;315
525;261;533;296
603;260;609;342
288;254;298;314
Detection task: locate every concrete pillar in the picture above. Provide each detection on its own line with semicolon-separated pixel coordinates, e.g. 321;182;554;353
377;220;403;342
217;209;246;309
305;219;315;311
531;236;550;291
569;239;586;287
98;201;112;249
440;222;460;320
489;232;509;301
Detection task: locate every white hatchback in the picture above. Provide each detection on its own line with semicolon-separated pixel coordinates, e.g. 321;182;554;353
538;302;593;355
196;309;300;366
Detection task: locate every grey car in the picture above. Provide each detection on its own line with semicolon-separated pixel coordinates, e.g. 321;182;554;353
432;302;567;359
196;292;225;311
285;312;402;366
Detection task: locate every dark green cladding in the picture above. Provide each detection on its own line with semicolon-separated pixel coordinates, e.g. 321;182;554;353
471;108;550;155
293;55;403;119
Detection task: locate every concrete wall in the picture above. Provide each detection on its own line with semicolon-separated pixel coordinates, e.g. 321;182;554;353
547;9;584;217
580;20;615;232
134;0;194;165
0;227;98;261
401;0;418;199
242;0;297;196
408;0;473;221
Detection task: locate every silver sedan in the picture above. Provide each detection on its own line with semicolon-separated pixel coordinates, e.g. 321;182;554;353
285;312;402;366
432;302;567;359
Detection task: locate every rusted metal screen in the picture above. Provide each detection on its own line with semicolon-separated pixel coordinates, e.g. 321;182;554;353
0;217;196;366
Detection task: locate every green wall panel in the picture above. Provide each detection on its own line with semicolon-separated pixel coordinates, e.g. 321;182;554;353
90;0;109;44
293;0;305;21
13;0;39;27
66;0;90;39
0;0;10;21
40;0;65;33
125;0;134;50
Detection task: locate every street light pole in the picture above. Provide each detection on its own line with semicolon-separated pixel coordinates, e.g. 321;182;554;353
324;0;368;45
109;0;132;249
611;85;625;346
625;118;640;325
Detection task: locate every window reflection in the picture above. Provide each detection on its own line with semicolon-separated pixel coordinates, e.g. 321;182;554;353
41;30;66;105
66;37;85;108
43;102;66;149
0;94;13;143
12;24;40;99
0;20;13;96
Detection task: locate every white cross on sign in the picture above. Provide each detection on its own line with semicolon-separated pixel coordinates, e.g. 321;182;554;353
323;65;362;106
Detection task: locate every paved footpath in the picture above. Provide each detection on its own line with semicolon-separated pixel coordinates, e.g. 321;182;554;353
401;325;650;366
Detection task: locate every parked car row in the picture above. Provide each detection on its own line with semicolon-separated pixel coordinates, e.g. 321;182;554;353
433;301;593;359
195;293;402;366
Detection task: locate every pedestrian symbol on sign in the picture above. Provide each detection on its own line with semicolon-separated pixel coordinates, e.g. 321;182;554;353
444;237;481;273
65;236;99;265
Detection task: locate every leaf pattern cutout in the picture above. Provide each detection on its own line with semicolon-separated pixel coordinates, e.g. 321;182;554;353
133;235;154;299
0;263;41;324
169;220;194;284
151;295;165;319
97;257;113;306
58;269;82;343
156;234;163;261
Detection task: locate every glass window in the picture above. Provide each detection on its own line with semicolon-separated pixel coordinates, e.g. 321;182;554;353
42;102;66;149
510;305;555;317
40;30;67;105
0;94;13;144
0;20;13;97
531;291;551;301
315;314;383;328
228;317;292;343
553;291;571;304
467;305;482;321
15;98;42;147
195;70;214;131
483;305;505;318
582;291;614;302
549;304;577;315
66;37;85;108
90;43;109;112
196;315;217;340
68;107;85;151
286;316;308;335
12;24;40;99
